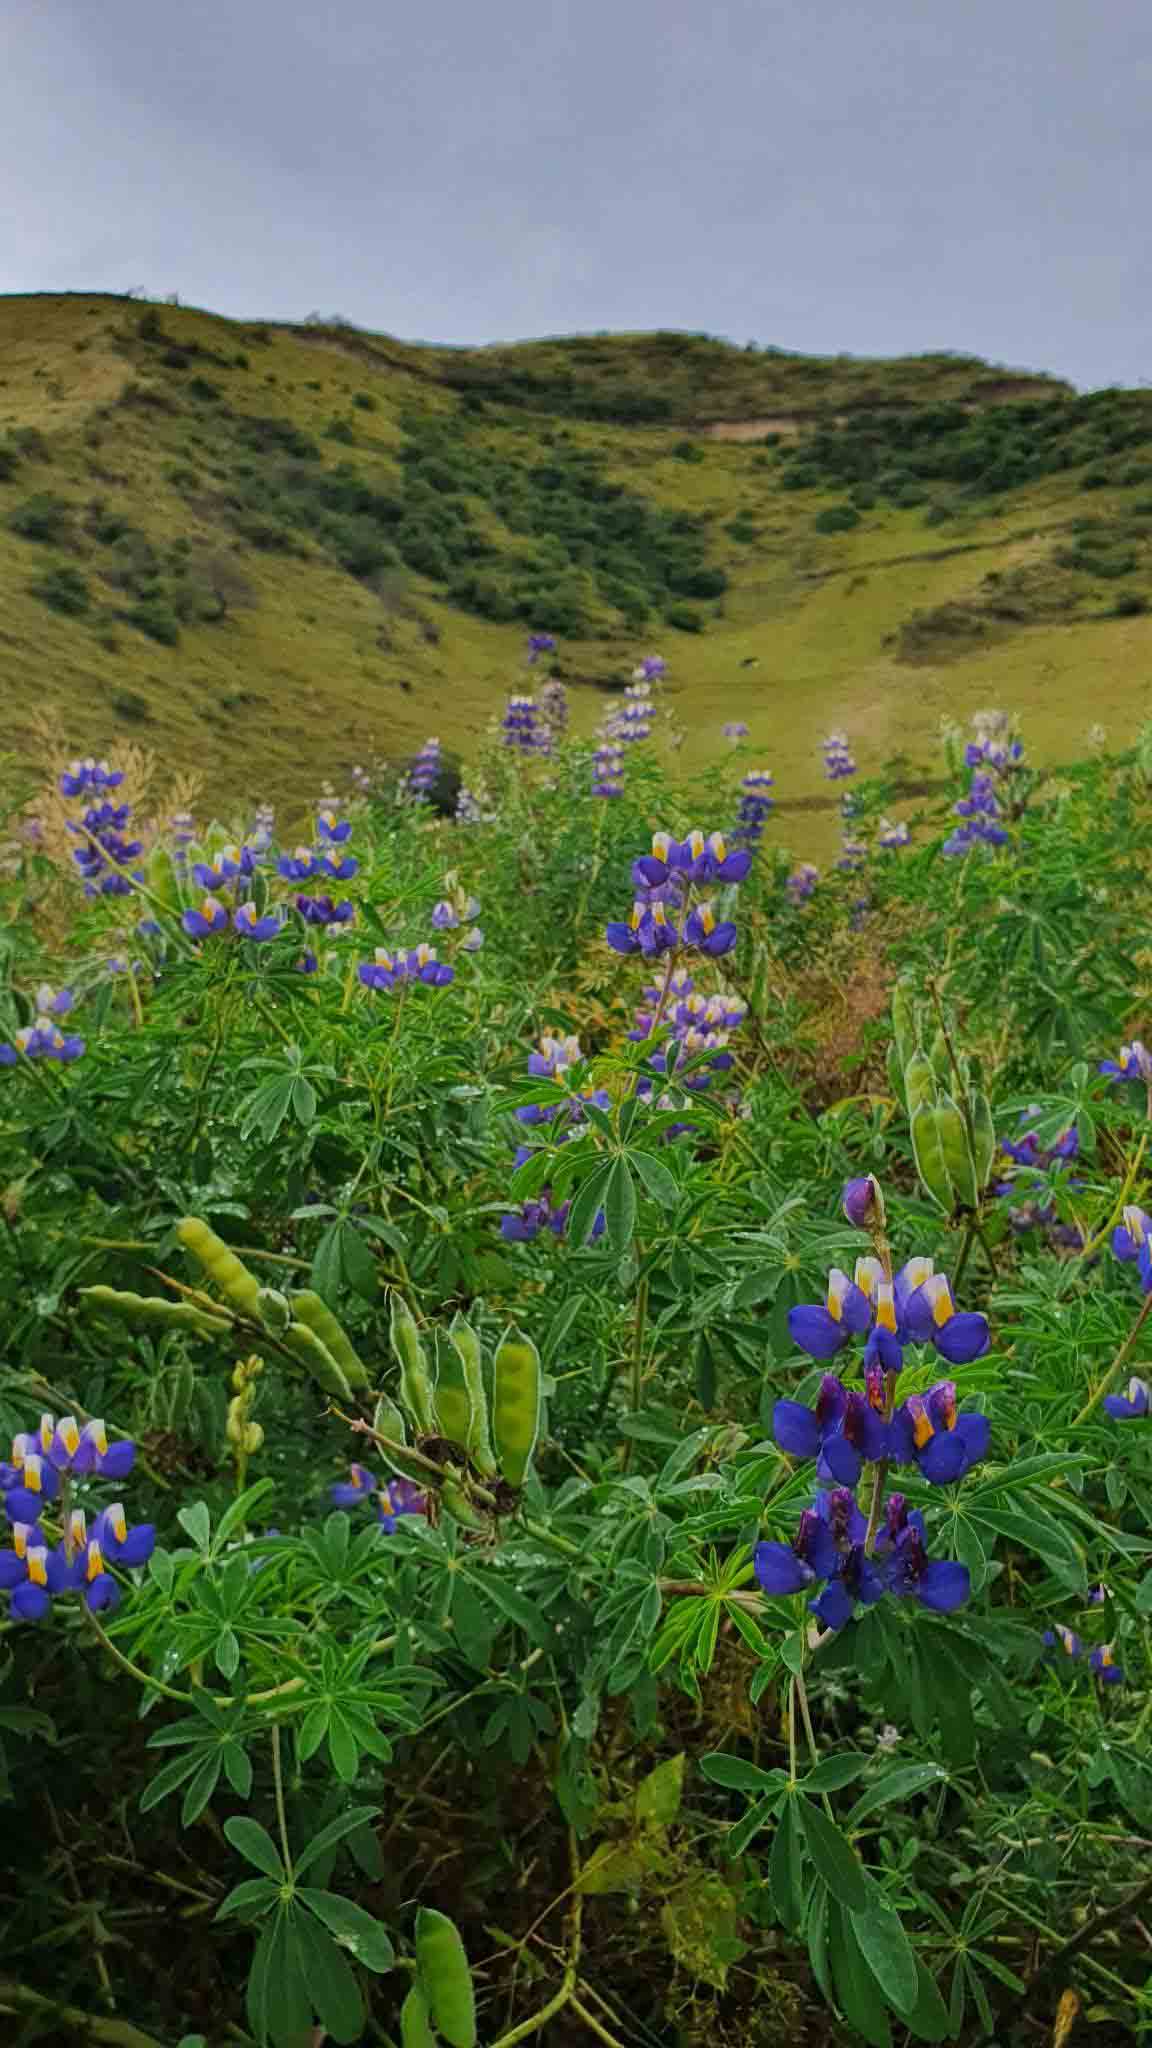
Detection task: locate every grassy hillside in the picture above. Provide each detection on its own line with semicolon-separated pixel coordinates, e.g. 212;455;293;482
2;291;1151;831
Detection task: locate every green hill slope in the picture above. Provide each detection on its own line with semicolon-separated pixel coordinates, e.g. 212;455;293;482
2;291;1151;822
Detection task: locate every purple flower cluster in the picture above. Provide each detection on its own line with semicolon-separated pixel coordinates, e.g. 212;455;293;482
0;985;85;1067
64;762;143;899
775;1367;989;1487
732;770;774;851
823;732;857;781
407;737;442;801
755;1490;967;1630
1103;1375;1150;1421
591;734;625;800
502;696;547;754
1100;1040;1152;1088
329;1464;425;1530
358;941;454;992
877;817;910;850
942;771;1009;857
995;1109;1084;1247
1043;1624;1124;1685
1111;1205;1152;1296
605;829;751;961
787;1256;990;1375
723;721;749;742
632;656;667;682
787;863;819;905
526;633;557;665
965;711;1023;772
631;980;746;1100
502;1034;609;1244
1;1414;152;1622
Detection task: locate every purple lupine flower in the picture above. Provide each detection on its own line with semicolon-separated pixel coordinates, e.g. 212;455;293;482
732;769;774;851
66;784;143;897
1111;1205;1152;1291
295;895;355;928
889;1381;990;1484
407;737;442;801
1103;1376;1151;1420
878;818;910;850
502;696;544;753
897;1271;991;1364
789;1258;988;1373
278;845;319;882
756;1490;883;1630
0;1539;68;1621
591;738;625;798
786;1269;874;1360
431;900;459;930
1100;1041;1152;1085
1090;1644;1124;1685
461;926;484;952
526;633;557;664
0;1021;86;1066
316;810;352;844
633;656;666;682
233;904;284;942
358;944;454;992
842;1176;880;1230
722;721;749;742
59;758;124;799
1043;1623;1082;1661
823;732;857;780
183;896;230;939
331;1463;378;1507
90;1503;155;1568
875;1498;970;1613
786;863;819;904
772;1369;888;1485
192;846;248;890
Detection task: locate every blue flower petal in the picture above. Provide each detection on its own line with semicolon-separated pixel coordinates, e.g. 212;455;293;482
772;1400;821;1459
787;1304;848;1359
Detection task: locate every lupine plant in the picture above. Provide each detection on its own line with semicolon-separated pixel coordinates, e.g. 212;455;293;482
3;697;1152;2047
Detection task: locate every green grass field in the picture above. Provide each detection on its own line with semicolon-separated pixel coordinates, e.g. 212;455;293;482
1;292;1149;846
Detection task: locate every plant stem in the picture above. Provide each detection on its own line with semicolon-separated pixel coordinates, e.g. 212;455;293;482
488;1832;583;2047
84;1607;195;1703
0;1980;167;2047
270;1724;293;1877
1073;1290;1152;1427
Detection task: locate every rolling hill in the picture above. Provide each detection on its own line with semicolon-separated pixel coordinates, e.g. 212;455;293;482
1;291;1151;829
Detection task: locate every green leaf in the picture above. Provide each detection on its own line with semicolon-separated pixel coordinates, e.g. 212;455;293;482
292;1075;317;1125
700;1752;786;1795
223;1815;285;1881
802;1752;870;1792
181;1751;223;1825
602;1157;637;1251
847;1763;948;1828
635;1753;684;1823
902;1955;955;2042
295;1804;379;1878
177;1501;211;1554
216;1876;280;1923
768;1796;804;1933
339;1220;378;1302
327;1708;361;1784
222;1742;253;1798
630;1148;678;1207
214;1477;277;1552
214;1628;240;1680
797;1796;871;1913
292;1909;365;2044
247;1909;313;2048
828;1899;892;2047
566;1160;613;1250
311;1222;344;1304
297;1888;395;1971
851;1894;919;2013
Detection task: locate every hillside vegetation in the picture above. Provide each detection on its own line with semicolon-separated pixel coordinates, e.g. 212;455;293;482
2;293;1151;821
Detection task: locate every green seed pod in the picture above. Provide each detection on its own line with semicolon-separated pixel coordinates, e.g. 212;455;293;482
447;1312;498;1475
431;1330;473;1453
78;1285;232;1340
146;844;182;916
886;1041;907;1111
255;1287;292;1335
890;980;919;1073
282;1322;354;1402
492;1327;542;1491
927;1027;953;1085
290;1289;369;1390
904;1049;938;1115
935;1093;980;1209
440;1476;488;1530
242;1421;264;1454
910;1103;956;1215
176;1217;261;1316
389;1292;436;1435
970;1088;997;1189
400;1984;438;2048
372;1394;434;1486
415;1907;477;2048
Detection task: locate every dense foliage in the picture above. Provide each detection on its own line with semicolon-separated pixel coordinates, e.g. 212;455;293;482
2;680;1152;2048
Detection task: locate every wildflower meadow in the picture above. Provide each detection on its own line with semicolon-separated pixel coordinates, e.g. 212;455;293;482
3;655;1152;2048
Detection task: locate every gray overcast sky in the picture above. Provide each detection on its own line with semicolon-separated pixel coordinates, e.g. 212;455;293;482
3;0;1148;390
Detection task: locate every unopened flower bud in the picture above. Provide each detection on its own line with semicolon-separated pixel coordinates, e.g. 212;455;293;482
842;1175;884;1232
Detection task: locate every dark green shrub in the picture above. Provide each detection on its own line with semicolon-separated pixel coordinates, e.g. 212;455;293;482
725;518;758;543
668;565;728;598
8;493;73;543
188;376;221;401
125;597;181;644
1113;591;1148;615
1080;469;1112;490
923;503;955;526
29;564;90;614
671;440;704;462
665;602;704;631
233;352;249;369
111;688;151;720
353;392;378;411
813;504;861;533
324;418;355;444
0;441;21;481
